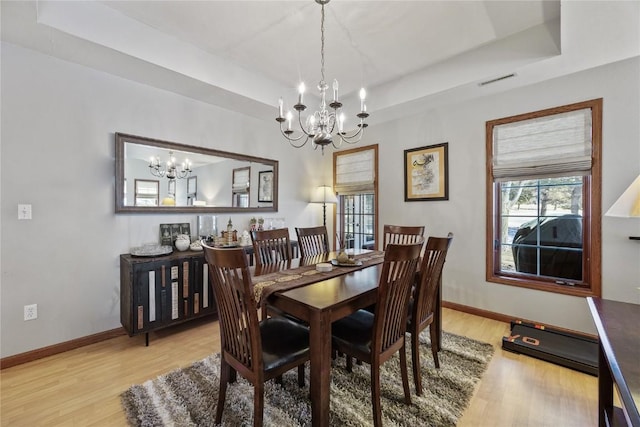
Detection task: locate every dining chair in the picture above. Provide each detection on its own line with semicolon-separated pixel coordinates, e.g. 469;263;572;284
251;228;295;320
361;224;425;314
251;228;293;266
202;244;310;427
295;225;330;257
408;233;453;396
331;240;424;427
382;224;425;250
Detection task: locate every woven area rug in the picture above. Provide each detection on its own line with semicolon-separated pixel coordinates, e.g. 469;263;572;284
121;331;494;426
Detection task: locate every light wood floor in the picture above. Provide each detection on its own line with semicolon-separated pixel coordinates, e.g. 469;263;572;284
1;308;598;426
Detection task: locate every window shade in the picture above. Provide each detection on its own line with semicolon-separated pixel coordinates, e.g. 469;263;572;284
232;169;250;193
492;108;592;180
334;148;375;194
135;181;158;195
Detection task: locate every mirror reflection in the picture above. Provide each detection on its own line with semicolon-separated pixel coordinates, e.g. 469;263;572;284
115;133;278;213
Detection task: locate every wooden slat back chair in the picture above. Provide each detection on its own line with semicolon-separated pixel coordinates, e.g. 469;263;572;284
408;233;453;396
202;244;310;427
295;226;330;257
361;224;425;315
251;228;293;266
251;228;295;320
331;240;424;427
382;224;425;250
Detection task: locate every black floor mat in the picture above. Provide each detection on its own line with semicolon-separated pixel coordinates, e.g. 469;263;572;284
502;320;598;376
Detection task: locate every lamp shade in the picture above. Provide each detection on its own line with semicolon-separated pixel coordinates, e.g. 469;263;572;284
605;174;640;217
310;185;338;204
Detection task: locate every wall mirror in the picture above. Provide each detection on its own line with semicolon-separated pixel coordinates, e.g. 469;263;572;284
115;132;278;213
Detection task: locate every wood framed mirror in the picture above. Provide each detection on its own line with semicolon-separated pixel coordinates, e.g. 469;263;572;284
115;133;278;213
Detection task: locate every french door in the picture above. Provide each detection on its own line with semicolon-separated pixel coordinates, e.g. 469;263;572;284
337;193;376;250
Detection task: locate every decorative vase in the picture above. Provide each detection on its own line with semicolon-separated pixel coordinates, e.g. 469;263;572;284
175;234;190;251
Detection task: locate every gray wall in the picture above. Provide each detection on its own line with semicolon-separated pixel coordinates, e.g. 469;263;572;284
1;41;638;358
372;57;640;334
0;42;330;358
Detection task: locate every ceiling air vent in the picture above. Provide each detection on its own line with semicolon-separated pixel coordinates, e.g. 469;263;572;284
478;73;516;87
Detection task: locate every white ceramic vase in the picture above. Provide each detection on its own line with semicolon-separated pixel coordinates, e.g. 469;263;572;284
175;234;190;251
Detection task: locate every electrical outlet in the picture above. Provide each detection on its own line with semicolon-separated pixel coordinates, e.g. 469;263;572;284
24;304;37;321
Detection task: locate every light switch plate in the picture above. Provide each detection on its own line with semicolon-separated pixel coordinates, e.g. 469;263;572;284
18;204;32;220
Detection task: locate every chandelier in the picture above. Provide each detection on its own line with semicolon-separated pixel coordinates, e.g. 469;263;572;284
149;151;192;179
276;0;369;153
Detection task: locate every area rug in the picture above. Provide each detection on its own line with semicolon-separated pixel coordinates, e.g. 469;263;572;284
121;331;494;426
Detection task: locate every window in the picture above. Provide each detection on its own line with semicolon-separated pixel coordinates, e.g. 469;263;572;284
187;176;197;205
334;145;378;250
232;167;250;208
134;179;159;206
486;99;602;296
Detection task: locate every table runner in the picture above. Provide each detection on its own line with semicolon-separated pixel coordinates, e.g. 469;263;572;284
252;251;385;305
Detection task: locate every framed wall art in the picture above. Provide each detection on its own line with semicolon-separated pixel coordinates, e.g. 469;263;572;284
258;170;274;203
159;223;191;246
404;142;449;201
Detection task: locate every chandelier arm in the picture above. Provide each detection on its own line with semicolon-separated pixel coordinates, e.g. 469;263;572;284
288;134;312;148
279;128;310;145
296;110;315;137
326;110;337;134
279;120;311;144
337;125;366;144
278;123;311;148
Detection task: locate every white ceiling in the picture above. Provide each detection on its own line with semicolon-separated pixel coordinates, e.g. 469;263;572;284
2;1;639;125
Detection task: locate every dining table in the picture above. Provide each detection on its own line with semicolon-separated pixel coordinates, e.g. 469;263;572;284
251;249;443;427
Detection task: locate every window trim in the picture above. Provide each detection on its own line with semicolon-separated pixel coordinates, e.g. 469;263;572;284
485;99;602;297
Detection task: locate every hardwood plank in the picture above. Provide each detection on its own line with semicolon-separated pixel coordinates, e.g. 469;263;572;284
0;310;597;426
445;311;598;427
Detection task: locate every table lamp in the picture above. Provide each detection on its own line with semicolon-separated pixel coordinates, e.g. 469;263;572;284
310;185;338;226
605;174;640;240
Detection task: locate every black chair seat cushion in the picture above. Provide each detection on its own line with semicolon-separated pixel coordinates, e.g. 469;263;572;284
406;297;433;328
265;303;307;325
260;317;310;372
406;298;414;325
331;309;374;355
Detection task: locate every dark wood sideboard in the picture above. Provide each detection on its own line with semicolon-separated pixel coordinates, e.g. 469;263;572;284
587;297;640;427
120;250;216;346
120;241;298;345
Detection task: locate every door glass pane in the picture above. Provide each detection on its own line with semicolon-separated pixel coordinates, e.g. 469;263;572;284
338;193;375;250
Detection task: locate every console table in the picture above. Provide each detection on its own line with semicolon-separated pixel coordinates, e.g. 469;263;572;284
120;250;215;346
120;241;299;345
587;297;640;427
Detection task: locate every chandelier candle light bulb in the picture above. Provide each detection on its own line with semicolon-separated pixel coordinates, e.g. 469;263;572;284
286;111;293;131
275;0;369;153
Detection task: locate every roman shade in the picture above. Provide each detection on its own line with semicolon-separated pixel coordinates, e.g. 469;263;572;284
232;168;250;193
334;148;375;194
492;108;593;181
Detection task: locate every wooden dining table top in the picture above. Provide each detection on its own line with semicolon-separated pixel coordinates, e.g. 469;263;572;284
251;250;385;307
